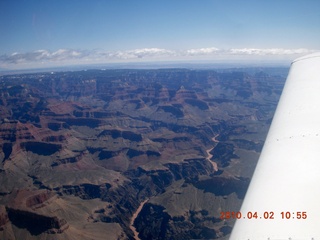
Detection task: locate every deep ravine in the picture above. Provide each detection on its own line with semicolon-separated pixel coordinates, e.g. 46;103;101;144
130;199;149;240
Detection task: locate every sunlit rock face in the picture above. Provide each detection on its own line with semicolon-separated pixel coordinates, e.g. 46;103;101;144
0;68;286;239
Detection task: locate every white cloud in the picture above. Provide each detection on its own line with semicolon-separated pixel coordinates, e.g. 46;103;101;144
185;47;220;56
109;48;176;59
229;48;315;56
0;49;88;65
0;47;318;69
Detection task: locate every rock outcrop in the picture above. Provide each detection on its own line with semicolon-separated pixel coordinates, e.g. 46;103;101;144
6;208;68;235
0;205;9;231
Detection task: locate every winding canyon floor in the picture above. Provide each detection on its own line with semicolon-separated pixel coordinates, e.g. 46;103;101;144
0;67;286;239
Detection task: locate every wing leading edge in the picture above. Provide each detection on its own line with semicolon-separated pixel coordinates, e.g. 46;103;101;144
229;53;320;240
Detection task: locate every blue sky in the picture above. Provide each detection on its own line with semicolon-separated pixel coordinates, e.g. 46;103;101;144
1;0;320;69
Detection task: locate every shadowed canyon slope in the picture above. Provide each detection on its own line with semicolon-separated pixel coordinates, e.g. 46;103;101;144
0;68;286;239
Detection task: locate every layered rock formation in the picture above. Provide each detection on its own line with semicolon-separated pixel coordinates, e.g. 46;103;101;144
0;68;286;239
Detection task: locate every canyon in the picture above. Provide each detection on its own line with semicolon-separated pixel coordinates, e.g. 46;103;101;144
0;68;286;239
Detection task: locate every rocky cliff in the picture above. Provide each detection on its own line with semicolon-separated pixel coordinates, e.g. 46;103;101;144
0;68;285;239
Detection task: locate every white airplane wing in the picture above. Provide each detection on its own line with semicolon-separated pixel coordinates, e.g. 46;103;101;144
229;53;320;240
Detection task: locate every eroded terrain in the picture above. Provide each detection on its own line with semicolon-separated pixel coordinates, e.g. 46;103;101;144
0;68;286;239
